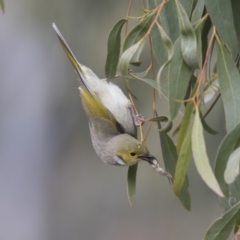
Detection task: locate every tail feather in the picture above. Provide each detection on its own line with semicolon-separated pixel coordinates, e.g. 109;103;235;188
52;23;89;92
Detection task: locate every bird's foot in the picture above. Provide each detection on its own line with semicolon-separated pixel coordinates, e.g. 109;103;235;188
134;114;145;126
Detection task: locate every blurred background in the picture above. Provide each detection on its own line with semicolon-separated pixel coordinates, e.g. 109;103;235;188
0;1;226;240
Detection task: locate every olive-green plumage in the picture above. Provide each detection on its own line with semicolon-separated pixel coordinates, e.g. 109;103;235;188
53;23;160;167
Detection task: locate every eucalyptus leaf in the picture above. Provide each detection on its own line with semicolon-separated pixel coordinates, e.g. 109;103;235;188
123;13;155;51
168;38;192;120
127;164;138;206
151;24;168;65
215;121;240;196
128;74;158;90
192;110;224;197
105;19;126;79
158;122;191;211
156;23;174;99
234;215;240;233
205;0;238;59
0;0;4;13
176;0;199;69
174;125;192;196
146;0;161;10
191;0;205;23
158;120;173;133
217;41;240;133
203;201;240;240
201;117;218;135
177;101;194;153
160;0;179;43
146;116;168;122
224;147;240;184
119;41;145;76
179;0;195;17
231;0;240;53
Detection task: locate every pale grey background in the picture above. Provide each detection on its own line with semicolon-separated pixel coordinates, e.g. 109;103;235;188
0;1;226;240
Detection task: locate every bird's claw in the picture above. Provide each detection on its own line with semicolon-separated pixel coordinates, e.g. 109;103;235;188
134;114;145;126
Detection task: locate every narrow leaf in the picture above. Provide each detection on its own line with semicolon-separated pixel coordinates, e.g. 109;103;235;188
176;0;199;69
215;121;240;195
0;0;4;13
191;0;205;23
174;126;192;195
156;23;174;99
204;201;240;240
201;117;218;135
127;164;138;206
119;41;145;76
160;0;180;43
146;0;161;10
205;0;238;59
234;215;240;233
192;110;224;197
128;74;158;90
176;101;194;153
231;0;240;53
179;0;195;17
105;19;126;79
217;41;240;133
123;13;155;51
151;24;168;65
224;147;240;184
168;38;192;119
146;116;168;122
158;122;191;210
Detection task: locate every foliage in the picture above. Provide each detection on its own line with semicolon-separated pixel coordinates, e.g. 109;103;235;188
0;0;4;13
105;0;240;239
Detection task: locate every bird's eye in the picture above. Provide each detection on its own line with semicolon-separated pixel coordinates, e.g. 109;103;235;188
130;152;136;156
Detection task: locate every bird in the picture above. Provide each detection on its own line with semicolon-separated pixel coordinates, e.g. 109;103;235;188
52;23;170;176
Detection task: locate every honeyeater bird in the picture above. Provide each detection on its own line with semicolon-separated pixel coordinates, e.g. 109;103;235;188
52;23;170;177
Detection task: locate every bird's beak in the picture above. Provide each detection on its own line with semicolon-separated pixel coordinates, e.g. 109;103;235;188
139;153;156;164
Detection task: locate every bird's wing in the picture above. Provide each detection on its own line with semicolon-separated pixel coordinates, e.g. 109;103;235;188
53;23;125;134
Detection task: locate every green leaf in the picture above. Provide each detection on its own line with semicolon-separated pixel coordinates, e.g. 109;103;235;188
146;0;161;10
217;41;240;133
127;164;138;206
174;126;192;196
128;74;158;90
231;0;240;53
168;38;192;120
119;41;145;76
215;121;240;195
203;201;240;240
175;0;199;69
160;0;180;43
193;14;209;69
158;121;173;133
159;126;191;211
201;117;219;135
0;0;4;13
224;147;240;184
179;0;195;17
146;116;169;122
192;109;224;197
176;101;194;153
205;0;238;59
105;19;126;79
156;23;174;97
191;0;205;23
123;13;155;51
234;215;240;233
151;24;168;65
